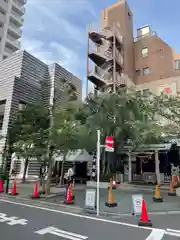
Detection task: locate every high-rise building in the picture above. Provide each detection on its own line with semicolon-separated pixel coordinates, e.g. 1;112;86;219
0;0;26;60
0;50;82;166
86;0;180;96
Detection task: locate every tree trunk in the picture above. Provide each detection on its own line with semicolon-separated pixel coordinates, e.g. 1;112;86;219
59;154;66;186
22;158;29;183
41;178;46;194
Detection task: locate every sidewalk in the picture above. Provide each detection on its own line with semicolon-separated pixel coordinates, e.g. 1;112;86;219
4;182;180;216
118;183;169;192
13;182;86;199
43;187;180;215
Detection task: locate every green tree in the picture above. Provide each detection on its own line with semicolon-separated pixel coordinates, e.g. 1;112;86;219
12;103;50;183
75;89;166;176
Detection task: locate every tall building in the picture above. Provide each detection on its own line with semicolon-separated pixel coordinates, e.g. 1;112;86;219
0;0;26;60
0;50;82;166
87;0;180;96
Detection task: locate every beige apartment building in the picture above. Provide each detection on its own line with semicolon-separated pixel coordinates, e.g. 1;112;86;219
87;0;180;96
0;0;26;60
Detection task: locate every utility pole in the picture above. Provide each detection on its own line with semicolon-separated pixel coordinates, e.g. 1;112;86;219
113;22;116;93
86;24;90;98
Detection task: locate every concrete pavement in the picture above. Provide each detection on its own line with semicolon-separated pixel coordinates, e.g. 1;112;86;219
0;196;180;239
44;188;180;214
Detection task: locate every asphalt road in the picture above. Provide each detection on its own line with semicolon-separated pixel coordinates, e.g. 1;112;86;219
0;197;180;240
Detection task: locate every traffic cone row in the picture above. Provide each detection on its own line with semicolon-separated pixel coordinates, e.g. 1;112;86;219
138;199;152;227
105;179;117;207
152;184;163;202
7;180;18;195
31;183;40;199
172;175;179;187
64;183;74;205
0;179;3;193
168;181;176;196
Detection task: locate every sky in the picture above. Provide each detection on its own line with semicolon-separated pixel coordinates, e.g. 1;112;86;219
22;0;180;99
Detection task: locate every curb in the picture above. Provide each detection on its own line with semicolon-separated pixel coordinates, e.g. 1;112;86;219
1;194;180;217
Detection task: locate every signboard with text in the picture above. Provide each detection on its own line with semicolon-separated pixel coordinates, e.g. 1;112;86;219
132;194;143;216
84;189;96;210
105;136;114;152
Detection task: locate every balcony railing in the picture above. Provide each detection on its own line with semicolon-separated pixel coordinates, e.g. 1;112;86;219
8;23;22;37
88;22;123;44
89;65;112;83
12;1;25;14
6;37;20;49
19;0;27;4
89;43;113;59
11;10;24;25
134;31;157;42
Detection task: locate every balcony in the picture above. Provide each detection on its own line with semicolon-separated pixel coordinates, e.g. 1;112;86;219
19;0;27;4
0;11;6;22
5;36;20;51
88;65;113;88
8;23;22;38
12;1;25;15
89;44;113;66
0;1;8;11
10;10;24;26
3;48;12;58
88;23;123;46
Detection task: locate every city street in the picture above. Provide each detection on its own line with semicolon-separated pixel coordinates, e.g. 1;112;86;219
0;197;180;239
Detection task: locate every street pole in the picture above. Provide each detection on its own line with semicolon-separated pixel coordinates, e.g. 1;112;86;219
96;130;100;217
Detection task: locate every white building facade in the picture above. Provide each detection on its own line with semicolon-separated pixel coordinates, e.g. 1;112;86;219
0;0;26;60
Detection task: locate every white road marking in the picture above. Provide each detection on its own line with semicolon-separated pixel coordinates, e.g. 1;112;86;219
165;228;180;237
0;197;173;238
0;212;28;225
0;198;154;230
145;229;165;240
35;226;88;240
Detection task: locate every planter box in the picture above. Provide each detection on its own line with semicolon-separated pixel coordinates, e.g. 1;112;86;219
86;181;108;189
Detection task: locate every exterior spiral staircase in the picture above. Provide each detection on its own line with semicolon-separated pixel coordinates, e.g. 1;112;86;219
87;23;128;93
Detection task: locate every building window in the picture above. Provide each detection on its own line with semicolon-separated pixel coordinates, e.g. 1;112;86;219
143;67;151;76
141;47;148;57
136;69;141;76
174;60;180;70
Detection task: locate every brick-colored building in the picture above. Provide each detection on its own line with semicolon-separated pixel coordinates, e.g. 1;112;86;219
87;0;180;96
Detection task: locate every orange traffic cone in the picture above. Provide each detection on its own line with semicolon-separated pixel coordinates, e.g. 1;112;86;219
10;180;18;195
173;176;179;187
0;179;3;193
138;199;152;227
152;184;163;202
64;184;74;204
31;183;40;199
105;179;117;207
168;181;176;196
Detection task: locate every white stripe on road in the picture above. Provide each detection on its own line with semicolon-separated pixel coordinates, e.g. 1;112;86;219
145;229;165;240
0;197;167;235
165;228;180;237
35;226;88;239
166;228;180;234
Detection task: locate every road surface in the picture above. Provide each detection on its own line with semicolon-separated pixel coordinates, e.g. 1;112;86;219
0;197;180;239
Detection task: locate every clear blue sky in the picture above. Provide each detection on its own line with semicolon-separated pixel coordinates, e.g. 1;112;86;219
22;0;180;98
